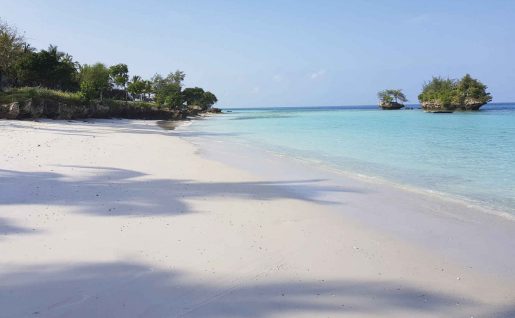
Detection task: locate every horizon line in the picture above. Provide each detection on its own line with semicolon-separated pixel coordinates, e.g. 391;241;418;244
223;102;515;110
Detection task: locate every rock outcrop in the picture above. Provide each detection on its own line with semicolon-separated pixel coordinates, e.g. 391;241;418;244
208;107;222;113
420;102;455;113
0;102;21;119
379;101;404;110
0;98;214;120
421;98;487;113
456;98;488;111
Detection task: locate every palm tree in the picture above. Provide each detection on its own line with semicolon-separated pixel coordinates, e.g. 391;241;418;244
391;89;407;103
128;75;146;100
377;89;407;109
143;80;153;101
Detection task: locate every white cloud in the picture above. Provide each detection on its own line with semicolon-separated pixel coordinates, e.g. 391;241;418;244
251;86;261;94
310;69;326;80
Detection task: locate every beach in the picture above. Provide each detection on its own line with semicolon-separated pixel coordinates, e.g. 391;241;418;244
1;119;515;318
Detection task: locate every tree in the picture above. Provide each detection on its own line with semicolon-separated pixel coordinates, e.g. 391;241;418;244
127;75;146;100
418;77;456;106
182;87;218;110
79;63;111;100
182;87;205;106
200;91;218;110
109;63;129;99
16;45;79;91
377;90;393;103
391;90;407;103
377;89;407;104
143;80;153;100
0;20;27;90
455;74;492;105
418;75;491;108
168;70;185;86
151;71;185;109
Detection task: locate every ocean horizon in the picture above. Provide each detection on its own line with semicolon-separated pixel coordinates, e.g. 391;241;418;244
224;102;515;111
190;103;515;215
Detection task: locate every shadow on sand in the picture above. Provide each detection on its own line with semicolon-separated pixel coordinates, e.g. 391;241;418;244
3;260;509;318
0;217;38;238
1;119;240;138
0;166;363;217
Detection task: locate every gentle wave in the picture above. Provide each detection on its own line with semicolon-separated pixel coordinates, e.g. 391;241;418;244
188;104;515;216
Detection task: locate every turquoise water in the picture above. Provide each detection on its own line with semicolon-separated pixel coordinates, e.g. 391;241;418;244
191;104;515;214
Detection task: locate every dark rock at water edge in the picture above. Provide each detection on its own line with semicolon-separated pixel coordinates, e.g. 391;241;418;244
208;107;222;113
379;101;404;110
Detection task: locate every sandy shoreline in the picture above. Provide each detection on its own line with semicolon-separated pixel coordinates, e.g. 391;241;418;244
1;119;514;317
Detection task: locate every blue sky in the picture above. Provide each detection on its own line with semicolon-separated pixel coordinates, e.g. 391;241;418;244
1;0;514;107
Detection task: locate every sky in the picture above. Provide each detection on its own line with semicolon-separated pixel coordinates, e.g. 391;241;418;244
1;0;514;107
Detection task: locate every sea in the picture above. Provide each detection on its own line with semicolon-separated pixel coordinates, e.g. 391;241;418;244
188;104;515;215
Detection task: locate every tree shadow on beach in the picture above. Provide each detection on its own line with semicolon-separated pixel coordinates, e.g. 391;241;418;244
0;260;496;318
1;119;240;138
0;217;38;238
0;166;363;217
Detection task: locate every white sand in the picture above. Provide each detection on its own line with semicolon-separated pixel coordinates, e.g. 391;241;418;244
0;119;514;318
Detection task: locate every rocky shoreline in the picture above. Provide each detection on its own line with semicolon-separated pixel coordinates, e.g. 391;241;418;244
421;98;487;113
0;98;221;120
379;101;404;110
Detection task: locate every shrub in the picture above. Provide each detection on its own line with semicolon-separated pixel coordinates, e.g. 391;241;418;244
0;87;83;105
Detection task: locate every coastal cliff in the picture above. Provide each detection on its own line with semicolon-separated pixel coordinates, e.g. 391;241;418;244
0;98;221;120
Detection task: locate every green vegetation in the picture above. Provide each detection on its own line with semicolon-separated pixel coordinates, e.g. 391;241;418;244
0;87;82;105
418;74;492;110
109;63;129;99
377;89;407;104
377;89;407;110
152;71;185;108
183;87;219;111
0;20;27;90
0;19;218;115
15;45;79;91
127;75;146;100
79;63;111;100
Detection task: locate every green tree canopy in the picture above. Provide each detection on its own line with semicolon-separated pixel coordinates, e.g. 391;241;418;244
79;63;111;100
0;19;28;89
200;91;218;110
182;87;205;106
182;87;218;110
143;80;153;99
377;89;407;104
109;63;129;89
455;74;492;104
151;71;185;109
1;20;219;111
127;75;146;100
418;74;492;107
16;45;79;91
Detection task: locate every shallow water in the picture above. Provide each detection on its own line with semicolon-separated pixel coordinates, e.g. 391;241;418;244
189;104;515;214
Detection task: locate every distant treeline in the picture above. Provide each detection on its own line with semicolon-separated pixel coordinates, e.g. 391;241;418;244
0;19;217;111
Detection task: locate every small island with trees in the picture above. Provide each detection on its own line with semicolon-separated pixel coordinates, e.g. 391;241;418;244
377;89;407;110
418;74;492;112
377;74;492;113
0;20;219;120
